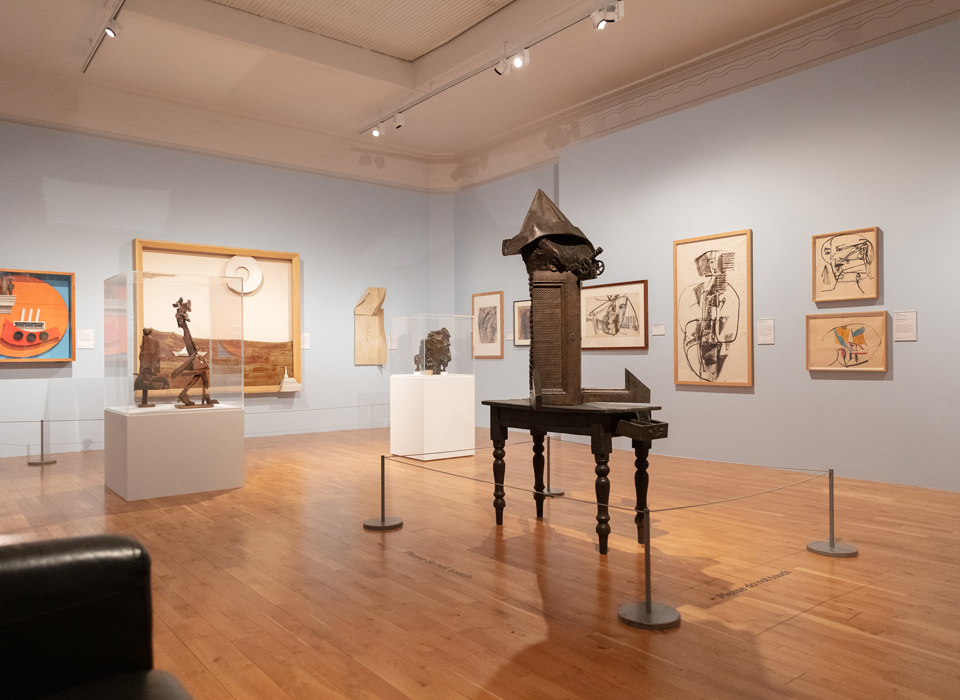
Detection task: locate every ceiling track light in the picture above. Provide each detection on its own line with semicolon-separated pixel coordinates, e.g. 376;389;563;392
494;58;510;76
494;48;530;76
592;1;625;30
391;113;404;130
104;20;122;38
371;122;383;137
82;0;127;74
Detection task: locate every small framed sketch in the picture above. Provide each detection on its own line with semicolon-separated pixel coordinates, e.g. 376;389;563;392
806;311;887;372
513;300;531;346
674;229;753;386
472;291;503;358
812;227;878;302
0;269;75;363
581;280;648;350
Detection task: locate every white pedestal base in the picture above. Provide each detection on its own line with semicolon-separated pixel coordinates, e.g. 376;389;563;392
390;374;475;461
104;404;244;501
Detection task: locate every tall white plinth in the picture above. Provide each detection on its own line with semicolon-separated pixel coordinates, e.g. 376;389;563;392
104;404;245;501
390;374;475;461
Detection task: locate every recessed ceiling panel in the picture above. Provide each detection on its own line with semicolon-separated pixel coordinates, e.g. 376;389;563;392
205;0;515;60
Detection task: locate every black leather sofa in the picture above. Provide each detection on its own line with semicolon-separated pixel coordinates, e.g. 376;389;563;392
0;534;193;700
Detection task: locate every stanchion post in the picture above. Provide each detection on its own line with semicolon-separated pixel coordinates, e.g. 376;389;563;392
543;435;564;497
807;469;858;558
617;508;681;630
27;419;57;467
363;455;403;531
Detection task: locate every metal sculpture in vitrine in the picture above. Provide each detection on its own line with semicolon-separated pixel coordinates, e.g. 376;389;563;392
170;298;218;408
133;328;169;408
413;327;451;375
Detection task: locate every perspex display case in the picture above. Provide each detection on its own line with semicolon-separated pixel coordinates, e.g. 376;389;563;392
104;272;244;413
389;314;474;377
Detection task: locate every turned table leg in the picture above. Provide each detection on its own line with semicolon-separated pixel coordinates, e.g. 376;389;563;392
633;440;650;543
493;440;506;525
594;452;611;555
532;432;546;518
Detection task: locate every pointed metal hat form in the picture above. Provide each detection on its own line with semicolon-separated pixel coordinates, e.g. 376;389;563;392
502;189;591;256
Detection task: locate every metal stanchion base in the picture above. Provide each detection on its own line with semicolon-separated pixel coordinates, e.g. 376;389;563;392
618;602;681;630
363;517;403;531
27;459;57;466
806;540;858;558
543;487;564;497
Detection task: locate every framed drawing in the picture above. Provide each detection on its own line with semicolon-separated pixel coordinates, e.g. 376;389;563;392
674;229;753;386
581;280;648;350
813;227;879;302
806;311;887;372
472;291;503;359
513;300;531;346
0;269;75;363
134;239;301;393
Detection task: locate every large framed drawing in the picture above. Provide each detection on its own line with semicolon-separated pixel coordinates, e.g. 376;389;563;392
806;311;887;372
813;227;879;302
513;300;531;346
581;280;648;350
0;269;75;363
674;229;753;386
472;291;503;359
134;239;301;394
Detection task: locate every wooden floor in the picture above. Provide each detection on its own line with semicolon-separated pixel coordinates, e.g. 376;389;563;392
1;428;958;699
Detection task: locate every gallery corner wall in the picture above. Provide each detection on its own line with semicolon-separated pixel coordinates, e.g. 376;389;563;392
458;20;960;492
0;121;455;458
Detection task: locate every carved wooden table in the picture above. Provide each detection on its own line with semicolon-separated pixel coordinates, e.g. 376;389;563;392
482;399;667;554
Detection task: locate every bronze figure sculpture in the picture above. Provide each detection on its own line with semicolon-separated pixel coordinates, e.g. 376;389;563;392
413;327;451;374
170;298;218;408
133;327;169;407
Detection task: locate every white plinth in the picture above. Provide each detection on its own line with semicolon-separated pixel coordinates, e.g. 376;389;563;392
390;374;476;461
104;404;245;501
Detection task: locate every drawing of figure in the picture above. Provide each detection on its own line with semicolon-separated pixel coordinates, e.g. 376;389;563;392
678;250;739;382
478;306;498;344
819;233;875;294
586;294;640;337
826;324;879;367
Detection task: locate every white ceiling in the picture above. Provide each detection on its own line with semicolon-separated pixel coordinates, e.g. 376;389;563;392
0;0;956;191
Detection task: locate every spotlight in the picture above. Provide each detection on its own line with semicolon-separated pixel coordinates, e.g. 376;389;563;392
104;20;122;38
510;49;530;69
371;123;382;137
494;58;510;76
591;1;624;30
391;113;404;130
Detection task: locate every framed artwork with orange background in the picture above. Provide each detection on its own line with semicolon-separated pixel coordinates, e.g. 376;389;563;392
0;269;75;363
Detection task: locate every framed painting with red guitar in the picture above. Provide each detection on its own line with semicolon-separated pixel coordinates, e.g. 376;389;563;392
0;269;75;363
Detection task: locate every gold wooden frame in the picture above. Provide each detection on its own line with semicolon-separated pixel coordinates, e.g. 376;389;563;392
134;239;301;394
0;268;75;363
806;311;887;372
581;279;649;351
472;291;504;359
812;227;879;303
673;229;753;387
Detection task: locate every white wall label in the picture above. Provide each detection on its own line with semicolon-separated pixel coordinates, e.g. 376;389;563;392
757;319;775;345
505;332;514;341
389;334;398;350
77;328;94;349
301;332;310;349
651;324;666;336
893;311;917;341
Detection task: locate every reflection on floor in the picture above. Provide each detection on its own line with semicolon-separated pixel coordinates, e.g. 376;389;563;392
0;427;957;699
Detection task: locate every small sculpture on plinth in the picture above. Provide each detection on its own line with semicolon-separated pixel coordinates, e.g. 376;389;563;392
413;327;451;375
133;327;169;407
170;298;218;408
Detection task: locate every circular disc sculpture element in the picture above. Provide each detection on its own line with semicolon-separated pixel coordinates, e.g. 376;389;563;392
223;256;263;295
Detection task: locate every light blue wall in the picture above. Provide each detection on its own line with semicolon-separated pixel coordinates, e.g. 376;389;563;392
459;21;960;491
0;122;453;457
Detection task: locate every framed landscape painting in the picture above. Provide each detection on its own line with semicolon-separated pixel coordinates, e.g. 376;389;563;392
581;280;648;350
472;291;503;359
0;269;75;363
813;227;879;302
513;300;531;346
806;311;887;372
674;229;753;386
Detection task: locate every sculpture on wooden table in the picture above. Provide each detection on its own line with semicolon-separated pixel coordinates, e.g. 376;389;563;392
413;327;451;375
170;298;218;408
133;327;169;408
502;189;647;407
354;287;387;365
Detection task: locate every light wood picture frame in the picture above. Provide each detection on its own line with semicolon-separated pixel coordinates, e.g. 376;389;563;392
513;300;531;346
674;229;753;386
134;239;301;393
0;269;75;363
812;227;879;302
472;291;503;359
581;280;648;350
806;311;887;372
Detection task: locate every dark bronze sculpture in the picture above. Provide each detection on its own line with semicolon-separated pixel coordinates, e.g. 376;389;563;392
170;298;218;408
133;328;169;407
413;327;451;374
